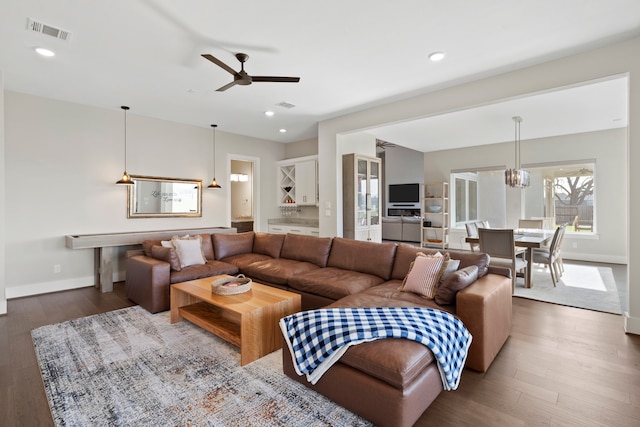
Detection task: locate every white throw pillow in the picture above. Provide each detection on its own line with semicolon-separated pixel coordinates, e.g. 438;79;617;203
172;238;206;268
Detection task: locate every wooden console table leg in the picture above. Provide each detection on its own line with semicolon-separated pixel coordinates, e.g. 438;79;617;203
98;247;114;293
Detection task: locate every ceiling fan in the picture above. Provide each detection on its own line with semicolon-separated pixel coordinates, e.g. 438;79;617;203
202;53;300;92
376;139;397;150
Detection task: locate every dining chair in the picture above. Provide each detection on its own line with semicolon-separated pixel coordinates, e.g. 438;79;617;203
533;224;566;286
518;219;543;229
478;228;527;293
465;221;489;251
465;222;480;251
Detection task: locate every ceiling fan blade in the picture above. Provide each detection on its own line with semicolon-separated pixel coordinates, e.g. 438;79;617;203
201;54;239;76
251;76;300;83
216;80;239;92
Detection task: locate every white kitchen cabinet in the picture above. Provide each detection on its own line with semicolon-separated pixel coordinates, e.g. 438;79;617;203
277;155;318;207
295;160;317;206
268;224;319;235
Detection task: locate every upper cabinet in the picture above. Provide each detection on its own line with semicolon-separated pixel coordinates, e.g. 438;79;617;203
277;155;318;207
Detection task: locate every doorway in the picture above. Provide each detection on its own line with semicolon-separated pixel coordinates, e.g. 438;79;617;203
228;155;260;231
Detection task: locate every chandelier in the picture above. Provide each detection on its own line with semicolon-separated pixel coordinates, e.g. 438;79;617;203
505;116;530;188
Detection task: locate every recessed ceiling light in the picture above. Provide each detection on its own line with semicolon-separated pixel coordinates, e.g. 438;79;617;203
35;47;55;57
428;51;445;62
265;111;275;117
279;128;287;133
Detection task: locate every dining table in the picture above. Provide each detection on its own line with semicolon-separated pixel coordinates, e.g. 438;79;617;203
465;229;555;288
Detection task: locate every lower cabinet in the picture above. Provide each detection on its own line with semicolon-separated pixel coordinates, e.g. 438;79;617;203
268;224;319;235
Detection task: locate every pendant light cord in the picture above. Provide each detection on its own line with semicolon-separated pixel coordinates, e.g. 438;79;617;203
513;116;522;169
122;106;130;171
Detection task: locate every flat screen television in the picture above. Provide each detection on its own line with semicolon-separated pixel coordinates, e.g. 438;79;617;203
388;183;420;203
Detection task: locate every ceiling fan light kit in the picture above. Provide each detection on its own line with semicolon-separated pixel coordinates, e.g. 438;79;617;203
202;53;300;92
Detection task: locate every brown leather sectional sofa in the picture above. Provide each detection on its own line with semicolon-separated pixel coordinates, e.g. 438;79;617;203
126;231;512;427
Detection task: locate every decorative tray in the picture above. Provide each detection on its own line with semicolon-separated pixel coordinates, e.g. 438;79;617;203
211;274;252;295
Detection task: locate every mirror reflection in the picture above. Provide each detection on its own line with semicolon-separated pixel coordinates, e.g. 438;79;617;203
128;175;202;218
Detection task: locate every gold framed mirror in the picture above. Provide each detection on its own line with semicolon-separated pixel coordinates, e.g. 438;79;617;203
127;175;202;218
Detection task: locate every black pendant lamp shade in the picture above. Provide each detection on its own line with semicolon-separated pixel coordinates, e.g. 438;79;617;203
208;124;222;189
116;106;134;185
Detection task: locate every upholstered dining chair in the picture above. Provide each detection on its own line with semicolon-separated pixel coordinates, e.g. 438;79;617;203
465;222;480;252
518;219;543;229
478;228;527;293
533;224;567;286
465;220;490;252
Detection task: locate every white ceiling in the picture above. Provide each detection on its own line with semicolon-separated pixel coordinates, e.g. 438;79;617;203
1;1;639;149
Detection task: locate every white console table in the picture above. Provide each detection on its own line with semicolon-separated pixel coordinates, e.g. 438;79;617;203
65;227;236;292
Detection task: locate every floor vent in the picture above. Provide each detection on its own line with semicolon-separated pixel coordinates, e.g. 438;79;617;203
27;18;72;41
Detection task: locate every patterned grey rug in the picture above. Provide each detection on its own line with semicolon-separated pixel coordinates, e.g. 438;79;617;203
31;306;372;427
514;261;623;314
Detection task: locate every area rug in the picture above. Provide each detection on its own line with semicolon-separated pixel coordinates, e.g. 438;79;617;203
514;262;623;314
31;306;372;427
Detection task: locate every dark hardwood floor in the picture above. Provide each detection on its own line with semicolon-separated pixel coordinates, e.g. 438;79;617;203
1;284;639;426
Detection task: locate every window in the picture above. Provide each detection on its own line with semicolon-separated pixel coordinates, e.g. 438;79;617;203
452;172;478;225
524;161;595;232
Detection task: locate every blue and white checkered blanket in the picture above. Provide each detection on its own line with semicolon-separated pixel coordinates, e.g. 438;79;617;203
279;307;472;390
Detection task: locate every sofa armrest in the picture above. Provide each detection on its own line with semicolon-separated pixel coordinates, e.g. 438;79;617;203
487;265;511;278
456;273;512;372
125;255;171;313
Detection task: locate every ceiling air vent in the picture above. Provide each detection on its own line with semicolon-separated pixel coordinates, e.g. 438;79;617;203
27;18;72;41
277;101;296;109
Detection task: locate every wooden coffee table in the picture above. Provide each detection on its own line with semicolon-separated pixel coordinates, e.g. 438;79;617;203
170;276;301;366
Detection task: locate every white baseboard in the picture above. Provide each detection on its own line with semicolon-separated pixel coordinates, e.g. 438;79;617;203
0;299;6;315
562;252;627;264
5;271;126;300
5;276;95;299
624;315;640;335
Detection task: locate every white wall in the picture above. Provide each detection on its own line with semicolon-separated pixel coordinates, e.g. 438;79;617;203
384;145;424;186
317;36;640;334
285;138;318;158
0;71;6;314
3;92;285;299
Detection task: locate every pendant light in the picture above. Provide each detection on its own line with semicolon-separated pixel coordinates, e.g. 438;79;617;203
116;106;134;185
505;116;530;188
208;124;222;189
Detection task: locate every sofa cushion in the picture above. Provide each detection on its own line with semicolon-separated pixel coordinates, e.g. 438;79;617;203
213;232;255;260
197;233;215;260
327;237;397;280
221;253;273;270
253;232;285;258
325;289;449;389
242;258;320;285
150;245;182;271
169;260;239;284
391;244;489;280
288;267;385;301
142;239;163;257
434;265;479;305
280;234;333;267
